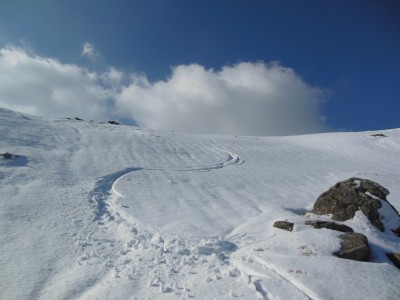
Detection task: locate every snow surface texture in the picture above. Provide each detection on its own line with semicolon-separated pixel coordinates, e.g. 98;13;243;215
1;107;399;299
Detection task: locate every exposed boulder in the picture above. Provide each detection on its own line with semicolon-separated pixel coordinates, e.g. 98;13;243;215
336;233;370;261
273;221;294;232
386;253;400;269
305;220;353;233
312;178;399;231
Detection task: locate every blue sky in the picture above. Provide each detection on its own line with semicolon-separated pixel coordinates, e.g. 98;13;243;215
0;0;399;135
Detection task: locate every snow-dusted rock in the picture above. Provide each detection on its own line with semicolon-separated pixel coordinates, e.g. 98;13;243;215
312;177;399;232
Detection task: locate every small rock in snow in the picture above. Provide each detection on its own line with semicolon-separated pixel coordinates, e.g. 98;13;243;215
273;221;294;231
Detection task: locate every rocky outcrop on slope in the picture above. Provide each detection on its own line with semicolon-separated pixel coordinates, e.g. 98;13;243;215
273;178;400;265
311;177;399;232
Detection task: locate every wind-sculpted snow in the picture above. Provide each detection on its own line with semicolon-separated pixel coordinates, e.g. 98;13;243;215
1;108;400;299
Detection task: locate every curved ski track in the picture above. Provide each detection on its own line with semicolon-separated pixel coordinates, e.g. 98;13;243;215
90;150;243;222
80;150;253;298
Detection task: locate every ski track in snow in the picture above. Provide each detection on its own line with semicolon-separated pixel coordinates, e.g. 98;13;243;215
80;150;258;299
88;167;143;221
90;150;243;222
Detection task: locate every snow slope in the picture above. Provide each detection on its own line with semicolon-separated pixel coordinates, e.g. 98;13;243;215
1;107;399;299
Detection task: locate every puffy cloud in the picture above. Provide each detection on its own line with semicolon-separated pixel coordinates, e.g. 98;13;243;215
101;67;124;89
116;62;328;136
0;46;328;136
0;46;112;120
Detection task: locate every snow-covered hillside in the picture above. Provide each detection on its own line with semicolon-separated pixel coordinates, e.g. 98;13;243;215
1;107;399;299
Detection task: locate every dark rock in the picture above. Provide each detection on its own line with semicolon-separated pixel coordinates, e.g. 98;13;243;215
305;220;354;233
392;227;400;237
336;233;370;261
74;117;84;121
359;200;384;231
358;179;389;200
108;120;122;125
386;253;400;269
273;221;294;232
312;178;394;231
2;152;13;159
370;133;387;137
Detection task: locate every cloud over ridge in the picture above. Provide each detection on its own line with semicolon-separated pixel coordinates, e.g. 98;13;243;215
0;46;328;136
0;46;112;121
116;62;328;136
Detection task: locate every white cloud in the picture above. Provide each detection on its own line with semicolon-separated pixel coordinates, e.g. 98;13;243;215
0;46;328;136
116;62;328;136
81;42;101;60
101;67;124;89
0;46;112;120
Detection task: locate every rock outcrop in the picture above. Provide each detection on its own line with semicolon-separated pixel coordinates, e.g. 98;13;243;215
312;177;398;231
273;178;399;265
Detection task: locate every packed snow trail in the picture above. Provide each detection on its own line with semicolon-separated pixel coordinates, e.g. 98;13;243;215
1;108;400;299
